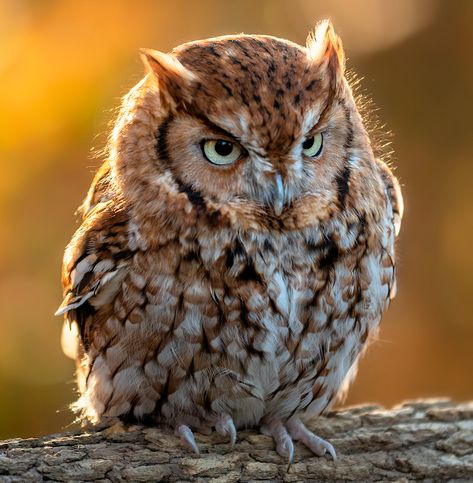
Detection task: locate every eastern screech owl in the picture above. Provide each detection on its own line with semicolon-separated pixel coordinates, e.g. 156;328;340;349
57;20;403;462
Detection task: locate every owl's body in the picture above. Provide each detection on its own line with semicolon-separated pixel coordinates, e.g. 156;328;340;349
58;22;402;460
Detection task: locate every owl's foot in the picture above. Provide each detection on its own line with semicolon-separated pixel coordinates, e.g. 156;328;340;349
176;424;200;456
260;420;294;469
261;418;336;467
215;413;237;448
286;418;336;460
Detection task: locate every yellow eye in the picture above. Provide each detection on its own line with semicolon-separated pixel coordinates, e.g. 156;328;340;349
302;132;323;157
202;139;241;165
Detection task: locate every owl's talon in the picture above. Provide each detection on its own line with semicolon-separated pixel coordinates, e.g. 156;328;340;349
261;421;294;466
176;424;200;456
325;442;337;461
287;418;337;460
215;414;237;448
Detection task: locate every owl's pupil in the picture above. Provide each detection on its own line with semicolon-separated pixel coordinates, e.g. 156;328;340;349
215;140;233;156
302;137;314;150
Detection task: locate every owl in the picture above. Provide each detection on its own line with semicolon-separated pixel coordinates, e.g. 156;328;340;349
57;20;403;464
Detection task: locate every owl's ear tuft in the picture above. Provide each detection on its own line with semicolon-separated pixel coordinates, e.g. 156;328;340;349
306;20;345;80
140;48;197;111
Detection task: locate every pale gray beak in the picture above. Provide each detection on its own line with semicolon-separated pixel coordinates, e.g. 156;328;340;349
273;172;285;216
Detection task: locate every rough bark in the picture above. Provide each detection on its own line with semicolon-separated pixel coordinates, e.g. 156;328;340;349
1;399;472;482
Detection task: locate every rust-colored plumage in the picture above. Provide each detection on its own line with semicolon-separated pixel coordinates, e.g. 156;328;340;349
58;20;403;461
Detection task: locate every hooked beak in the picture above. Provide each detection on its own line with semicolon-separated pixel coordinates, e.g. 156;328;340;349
273;172;285;216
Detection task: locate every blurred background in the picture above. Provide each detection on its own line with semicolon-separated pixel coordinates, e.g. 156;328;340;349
1;0;472;439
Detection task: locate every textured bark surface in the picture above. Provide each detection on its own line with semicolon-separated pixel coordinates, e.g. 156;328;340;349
1;399;472;482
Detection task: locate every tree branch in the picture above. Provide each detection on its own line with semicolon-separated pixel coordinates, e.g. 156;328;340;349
1;399;472;482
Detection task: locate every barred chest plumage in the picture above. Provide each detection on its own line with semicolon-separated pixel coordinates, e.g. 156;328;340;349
78;208;395;430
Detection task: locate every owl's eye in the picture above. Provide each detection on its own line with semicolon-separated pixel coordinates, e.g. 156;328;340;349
202;139;241;165
302;133;323;157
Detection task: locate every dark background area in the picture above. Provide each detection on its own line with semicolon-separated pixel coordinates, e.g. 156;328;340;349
1;0;472;439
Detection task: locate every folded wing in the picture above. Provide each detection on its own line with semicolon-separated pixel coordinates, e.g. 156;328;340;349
56;200;133;357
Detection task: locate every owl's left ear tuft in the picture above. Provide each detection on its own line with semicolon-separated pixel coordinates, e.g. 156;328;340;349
306;20;345;78
139;48;197;111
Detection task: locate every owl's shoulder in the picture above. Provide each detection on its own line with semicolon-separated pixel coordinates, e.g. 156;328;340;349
77;160;114;219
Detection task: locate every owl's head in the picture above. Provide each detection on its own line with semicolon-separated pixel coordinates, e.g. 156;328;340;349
111;21;384;232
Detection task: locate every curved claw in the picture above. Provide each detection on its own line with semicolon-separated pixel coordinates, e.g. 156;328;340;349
277;436;294;468
323;440;337;461
176;424;200;456
261;421;294;468
216;414;237;448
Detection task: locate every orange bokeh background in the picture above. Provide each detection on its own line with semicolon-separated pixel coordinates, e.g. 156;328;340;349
1;0;472;439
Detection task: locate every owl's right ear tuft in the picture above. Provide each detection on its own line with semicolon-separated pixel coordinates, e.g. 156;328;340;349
306;20;345;92
140;48;197;111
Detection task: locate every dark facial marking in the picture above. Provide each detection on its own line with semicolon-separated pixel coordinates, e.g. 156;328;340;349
335;165;351;207
334;100;354;207
156;118;209;210
156;115;173;165
175;179;206;210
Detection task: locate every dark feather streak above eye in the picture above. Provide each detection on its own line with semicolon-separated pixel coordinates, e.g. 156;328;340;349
189;111;250;157
194;112;240;142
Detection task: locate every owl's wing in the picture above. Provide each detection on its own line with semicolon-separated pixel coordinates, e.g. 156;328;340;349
376;158;404;237
56;200;133;355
